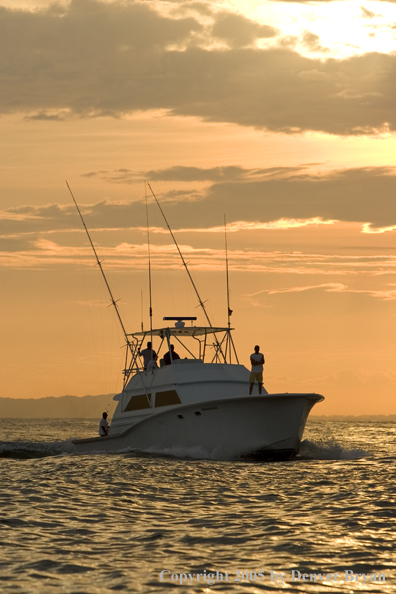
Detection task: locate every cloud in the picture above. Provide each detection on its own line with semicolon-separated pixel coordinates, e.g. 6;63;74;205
83;164;396;230
2;166;396;236
24;110;70;121
204;166;396;230
2;235;396;281
1;195;396;279
83;165;247;183
267;0;393;3
231;251;396;277
83;165;305;184
361;6;377;19
247;282;396;301
160;217;336;233
250;282;347;295
211;12;277;47
1;0;396;135
301;31;328;52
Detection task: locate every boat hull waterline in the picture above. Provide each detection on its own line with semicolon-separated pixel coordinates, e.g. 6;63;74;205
73;393;323;460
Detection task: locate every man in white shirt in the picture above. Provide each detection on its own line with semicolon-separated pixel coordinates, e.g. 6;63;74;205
249;345;265;395
146;355;158;372
99;412;109;437
138;341;157;371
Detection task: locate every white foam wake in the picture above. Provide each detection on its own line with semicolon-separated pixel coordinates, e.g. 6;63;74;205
0;439;77;459
299;438;368;460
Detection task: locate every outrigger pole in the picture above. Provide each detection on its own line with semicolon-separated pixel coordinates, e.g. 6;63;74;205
147;182;227;362
145;183;153;338
66;181;132;355
224;215;238;364
147;182;213;329
224;215;232;329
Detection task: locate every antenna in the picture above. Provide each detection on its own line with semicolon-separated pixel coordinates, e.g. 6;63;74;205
140;289;143;332
145;183;153;337
66;181;132;353
224;215;233;329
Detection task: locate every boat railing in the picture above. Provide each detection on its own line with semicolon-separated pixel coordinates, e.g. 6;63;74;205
122;325;239;388
124;357;204;378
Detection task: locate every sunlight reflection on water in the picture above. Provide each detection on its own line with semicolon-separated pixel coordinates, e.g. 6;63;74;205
0;419;395;593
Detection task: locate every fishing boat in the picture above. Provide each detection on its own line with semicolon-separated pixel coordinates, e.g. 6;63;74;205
73;318;323;459
68;182;324;459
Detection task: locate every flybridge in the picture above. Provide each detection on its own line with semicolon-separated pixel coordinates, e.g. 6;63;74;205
124;322;239;386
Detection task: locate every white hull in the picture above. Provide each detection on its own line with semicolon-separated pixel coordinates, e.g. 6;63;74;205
73;393;322;460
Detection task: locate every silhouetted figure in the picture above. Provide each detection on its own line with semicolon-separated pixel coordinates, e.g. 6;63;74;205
249;345;265;395
163;344;180;366
99;412;109;437
147;354;158;371
138;341;157;370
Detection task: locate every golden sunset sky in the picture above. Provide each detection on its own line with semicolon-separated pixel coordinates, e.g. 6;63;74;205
1;0;396;414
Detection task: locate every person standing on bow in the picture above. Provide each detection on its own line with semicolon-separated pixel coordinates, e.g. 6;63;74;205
138;341;157;371
249;345;265;395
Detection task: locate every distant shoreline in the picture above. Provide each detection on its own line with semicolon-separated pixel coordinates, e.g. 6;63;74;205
0;394;114;418
0;394;394;420
310;414;396;421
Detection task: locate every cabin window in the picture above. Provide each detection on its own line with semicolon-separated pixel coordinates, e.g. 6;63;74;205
155;390;181;407
124;393;151;412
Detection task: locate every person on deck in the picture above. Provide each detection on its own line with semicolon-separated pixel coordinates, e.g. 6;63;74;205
163;344;180;366
249;345;265;395
146;354;158;372
99;412;109;437
138;341;157;370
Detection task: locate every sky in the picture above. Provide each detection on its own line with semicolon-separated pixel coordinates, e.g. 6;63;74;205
1;0;396;415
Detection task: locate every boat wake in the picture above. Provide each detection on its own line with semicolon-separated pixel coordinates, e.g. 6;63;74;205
127;439;369;462
298;438;368;460
1;437;367;461
0;440;76;460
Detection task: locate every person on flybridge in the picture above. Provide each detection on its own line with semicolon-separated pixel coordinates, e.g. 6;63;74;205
164;344;180;366
138;341;157;371
146;354;158;371
99;412;109;437
249;345;265;395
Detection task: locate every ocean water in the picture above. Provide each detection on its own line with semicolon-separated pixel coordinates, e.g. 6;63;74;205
1;418;395;594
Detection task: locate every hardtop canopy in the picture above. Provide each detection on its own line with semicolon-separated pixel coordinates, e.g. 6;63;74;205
122;321;239;386
130;326;232;339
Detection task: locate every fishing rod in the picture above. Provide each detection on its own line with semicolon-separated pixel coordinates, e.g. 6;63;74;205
66;181;133;354
147;182;213;329
67;182;154;403
147;182;227;362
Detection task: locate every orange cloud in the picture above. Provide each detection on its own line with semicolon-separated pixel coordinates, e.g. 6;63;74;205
248;282;396;301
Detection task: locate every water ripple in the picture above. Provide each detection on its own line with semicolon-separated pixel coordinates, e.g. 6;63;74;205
0;419;395;593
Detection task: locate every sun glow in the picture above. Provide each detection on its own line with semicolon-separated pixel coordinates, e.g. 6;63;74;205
226;0;396;58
